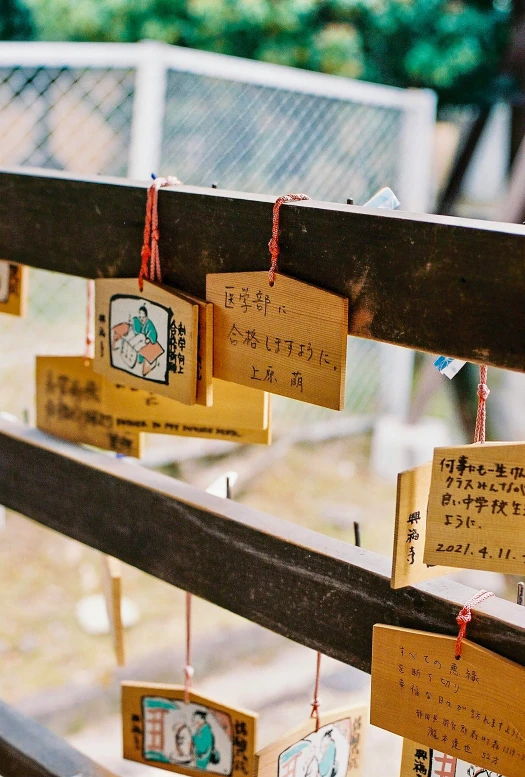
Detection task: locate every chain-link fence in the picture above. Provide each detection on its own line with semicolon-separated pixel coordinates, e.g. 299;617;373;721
0;41;436;435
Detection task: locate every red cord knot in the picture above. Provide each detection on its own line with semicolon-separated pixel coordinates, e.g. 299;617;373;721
477;383;490;402
310;699;320;719
138;174;181;291
268;193;310;287
454;589;494;659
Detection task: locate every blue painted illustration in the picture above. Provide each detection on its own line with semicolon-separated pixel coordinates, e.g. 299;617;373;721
142;696;232;774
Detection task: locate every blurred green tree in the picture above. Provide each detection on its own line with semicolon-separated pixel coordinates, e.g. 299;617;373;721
1;0;35;39
25;0;512;103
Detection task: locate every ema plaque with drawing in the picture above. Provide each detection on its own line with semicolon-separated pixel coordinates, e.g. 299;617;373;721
122;682;257;777
256;705;367;777
94;278;198;405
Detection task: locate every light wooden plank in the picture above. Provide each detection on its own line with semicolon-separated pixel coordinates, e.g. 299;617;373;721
425;442;525;574
371;625;525;777
207;271;348;410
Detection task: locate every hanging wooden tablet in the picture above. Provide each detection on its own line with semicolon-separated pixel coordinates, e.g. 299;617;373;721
94;278;199;405
206;195;347;411
180;291;214;407
371;624;525;777
400;738;505;777
38;356;270;446
206;271;347;410
101;554;125;667
256;705;367;777
391;462;451;589
0;260;28;316
122;682;257;777
36;356;143;457
105;378;271;445
424;442;525;574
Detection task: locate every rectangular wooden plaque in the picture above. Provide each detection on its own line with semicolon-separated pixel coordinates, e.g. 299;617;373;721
206;271;348;410
38;357;270;447
0;260;27;316
36;356;142;457
101;554;125;667
122;681;257;777
400;738;505;777
105;378;269;434
179;291;213;407
371;624;525;777
94;278;198;405
256;704;367;777
424;442;525;574
391;463;451;589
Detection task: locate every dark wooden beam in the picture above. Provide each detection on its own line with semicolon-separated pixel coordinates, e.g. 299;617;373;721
2;167;525;372
0;698;115;777
0;419;524;674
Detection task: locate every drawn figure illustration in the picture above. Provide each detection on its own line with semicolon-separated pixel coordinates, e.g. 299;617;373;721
278;719;351;777
142;696;232;775
110;295;168;383
193;710;220;768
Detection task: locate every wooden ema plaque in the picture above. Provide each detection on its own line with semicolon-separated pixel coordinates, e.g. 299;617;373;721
180;291;213;407
206;272;348;410
94;278;198;405
122;681;257;777
37;357;270;447
400;738;505;777
106;378;271;445
101;555;125;667
391;463;451;589
371;624;525;777
256;705;367;777
36;356;142;457
0;260;27;316
424;442;525;574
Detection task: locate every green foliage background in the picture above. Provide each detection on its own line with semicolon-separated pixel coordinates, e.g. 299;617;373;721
2;0;513;103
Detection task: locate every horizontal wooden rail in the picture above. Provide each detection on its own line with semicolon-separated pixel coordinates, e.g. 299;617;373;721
0;698;115;777
2;167;525;372
1;418;524;673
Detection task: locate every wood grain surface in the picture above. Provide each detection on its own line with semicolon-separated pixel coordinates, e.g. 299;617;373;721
1;419;525;674
3;167;525;371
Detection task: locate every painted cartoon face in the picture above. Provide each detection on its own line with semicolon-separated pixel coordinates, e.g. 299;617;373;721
139;309;147;323
193;713;205;731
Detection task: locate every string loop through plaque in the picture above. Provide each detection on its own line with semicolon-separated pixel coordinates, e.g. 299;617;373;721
268;194;310;287
455;589;494;659
139;175;181;292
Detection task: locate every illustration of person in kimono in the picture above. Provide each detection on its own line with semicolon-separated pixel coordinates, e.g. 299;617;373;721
192;710;220;769
317;730;337;777
132;305;158;364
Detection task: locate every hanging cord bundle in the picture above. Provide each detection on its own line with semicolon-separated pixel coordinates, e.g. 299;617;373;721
474;365;490;444
268;194;310;287
455;589;494;659
139;175;181;292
